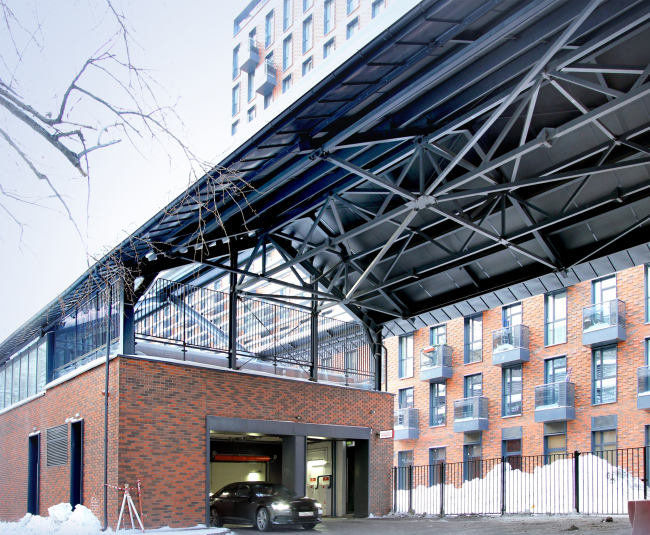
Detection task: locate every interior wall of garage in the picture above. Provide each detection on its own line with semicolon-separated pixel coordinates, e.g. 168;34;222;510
117;355;394;529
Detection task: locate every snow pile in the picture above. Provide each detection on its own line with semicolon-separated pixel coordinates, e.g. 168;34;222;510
395;454;648;515
0;503;100;534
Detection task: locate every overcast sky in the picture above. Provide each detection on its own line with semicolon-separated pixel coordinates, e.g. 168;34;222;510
0;0;247;342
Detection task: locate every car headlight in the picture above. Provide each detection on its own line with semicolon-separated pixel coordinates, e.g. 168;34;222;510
272;502;290;511
314;503;322;509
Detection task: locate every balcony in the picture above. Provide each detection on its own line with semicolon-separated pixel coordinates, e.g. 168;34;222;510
534;382;576;422
420;345;452;383
240;38;260;74
582;299;626;347
394;408;419;440
638;366;650;410
255;58;277;95
453;397;488;433
491;324;530;366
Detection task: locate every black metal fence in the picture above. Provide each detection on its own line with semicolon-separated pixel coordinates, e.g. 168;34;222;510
134;278;375;388
393;447;649;516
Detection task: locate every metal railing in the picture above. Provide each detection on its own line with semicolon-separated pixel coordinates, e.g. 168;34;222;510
261;57;275;76
134;279;375;388
394;408;419;429
638;366;650;396
453;397;488;421
393;447;650;516
534;382;575;408
420;345;452;370
583;299;626;332
492;324;529;353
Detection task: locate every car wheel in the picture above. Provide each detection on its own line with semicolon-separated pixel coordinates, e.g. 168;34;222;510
210;507;223;528
303;523;316;530
255;506;272;532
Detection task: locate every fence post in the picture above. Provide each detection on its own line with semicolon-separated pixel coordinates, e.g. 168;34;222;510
440;462;445;516
501;456;506;515
393;467;397;513
643;446;648;500
408;464;413;513
573;451;580;513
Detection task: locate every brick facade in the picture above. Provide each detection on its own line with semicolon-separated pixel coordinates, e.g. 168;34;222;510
387;264;650;466
0;355;393;527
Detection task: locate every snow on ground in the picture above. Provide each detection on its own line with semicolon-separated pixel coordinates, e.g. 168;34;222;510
0;503;230;535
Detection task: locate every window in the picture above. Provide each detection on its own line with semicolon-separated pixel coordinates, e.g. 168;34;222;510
324;0;334;34
323;38;335;58
593;345;616;404
429;447;446;486
346;17;359;39
464;314;482;363
593;275;617;304
265;11;274;48
264;94;273;110
430;324;446;346
231;121;239;136
302;16;313;53
503;439;522;470
398;334;413;378
397;450;413;490
347;0;359;15
0;365;4;410
247;72;255;102
429;383;446;426
247;106;256;123
283;0;292;30
232;46;240;80
502;365;522;416
302;57;313;76
398;387;413;409
282;75;292;93
463;433;482;481
545;356;567;384
283;35;293;71
464;373;482;398
646;338;650;365
593;429;617;462
545;291;567;345
646;265;650;322
502;302;522;327
303;0;313;12
545;429;567;463
372;0;385;18
232;85;240;116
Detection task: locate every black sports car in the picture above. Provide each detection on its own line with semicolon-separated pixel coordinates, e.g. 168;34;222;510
209;482;322;531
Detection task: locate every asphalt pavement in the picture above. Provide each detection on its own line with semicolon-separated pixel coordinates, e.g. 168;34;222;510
226;514;632;534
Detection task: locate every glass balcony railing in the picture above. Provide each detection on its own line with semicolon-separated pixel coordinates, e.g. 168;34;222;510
420;345;452;371
583;299;626;332
638;366;650;396
394;408;419;429
535;382;575;409
453;397;488;421
492;324;529;353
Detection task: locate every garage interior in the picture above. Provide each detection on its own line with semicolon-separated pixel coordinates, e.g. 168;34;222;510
209;430;365;517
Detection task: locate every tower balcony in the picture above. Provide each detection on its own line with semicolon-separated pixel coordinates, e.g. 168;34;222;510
638;366;650;410
240;37;260;74
534;381;576;422
453;397;488;433
582;299;626;347
255;58;276;95
394;408;419;440
491;324;530;366
420;345;452;383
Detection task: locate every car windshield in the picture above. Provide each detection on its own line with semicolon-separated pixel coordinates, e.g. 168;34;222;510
250;484;294;497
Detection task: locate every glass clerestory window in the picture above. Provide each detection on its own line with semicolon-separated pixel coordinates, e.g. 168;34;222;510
0;337;48;411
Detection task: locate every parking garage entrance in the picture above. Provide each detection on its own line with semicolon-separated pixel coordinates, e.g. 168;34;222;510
206;416;370;522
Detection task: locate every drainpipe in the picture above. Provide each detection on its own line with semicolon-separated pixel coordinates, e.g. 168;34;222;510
102;285;112;531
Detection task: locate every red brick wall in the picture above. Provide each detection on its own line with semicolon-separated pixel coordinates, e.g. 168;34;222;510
387;264;650;466
116;356;394;528
0;359;121;523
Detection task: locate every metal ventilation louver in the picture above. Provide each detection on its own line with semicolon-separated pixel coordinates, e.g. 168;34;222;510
46;424;68;467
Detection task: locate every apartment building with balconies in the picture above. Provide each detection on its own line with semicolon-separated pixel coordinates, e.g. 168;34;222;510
387;262;650;474
230;0;390;136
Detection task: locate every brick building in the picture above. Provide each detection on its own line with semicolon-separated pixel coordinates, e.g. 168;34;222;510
387;262;650;470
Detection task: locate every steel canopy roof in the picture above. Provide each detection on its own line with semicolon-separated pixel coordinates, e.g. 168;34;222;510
4;0;650;358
